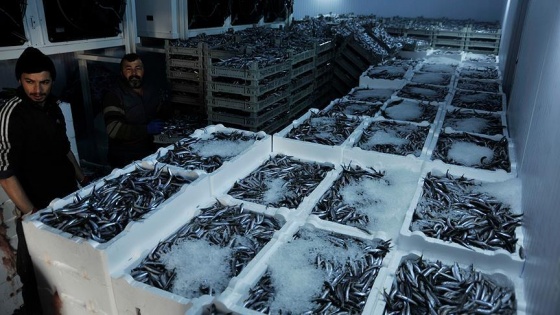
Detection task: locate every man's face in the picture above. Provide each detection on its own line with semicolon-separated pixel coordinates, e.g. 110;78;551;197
121;59;144;89
19;71;53;105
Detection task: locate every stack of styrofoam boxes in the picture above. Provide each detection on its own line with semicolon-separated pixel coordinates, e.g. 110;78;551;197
166;40;207;115
385;164;527;314
0;191;22;315
22;162;213;314
427;56;515;179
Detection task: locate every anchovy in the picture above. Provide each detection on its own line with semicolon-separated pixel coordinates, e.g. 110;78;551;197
285;111;363;146
130;202;282;296
39;164;193;243
410;171;522;253
244;228;391;314
227;154;334;209
355;120;429;157
431;132;511;172
384;256;517;314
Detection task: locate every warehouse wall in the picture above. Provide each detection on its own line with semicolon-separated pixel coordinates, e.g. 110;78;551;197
293;0;507;22
506;0;560;313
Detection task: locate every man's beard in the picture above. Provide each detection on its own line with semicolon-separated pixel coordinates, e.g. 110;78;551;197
128;75;143;88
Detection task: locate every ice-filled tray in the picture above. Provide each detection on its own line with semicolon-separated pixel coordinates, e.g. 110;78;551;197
396;82;452;104
381;98;441;125
321;98;384;118
344;86;397;104
214;221;394;315
417;62;459;74
346;117;436;160
427;130;517;178
458;64;501;81
279;110;365;146
358;60;416;89
455;77;502;94
374;250;526;314
399;167;525;275
22;162;212;314
410;71;454;88
148;125;270;174
112;199;288;314
442;107;509;137
450;89;506;112
306;160;422;240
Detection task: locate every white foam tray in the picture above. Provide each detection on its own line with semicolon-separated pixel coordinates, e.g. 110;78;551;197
213;219;394;315
440;105;509;138
398;166;525;275
425;127;518;180
358;64;413;90
22;162;212;314
448;89;507;113
343;116;439;163
373;250;526;315
111;198;292;314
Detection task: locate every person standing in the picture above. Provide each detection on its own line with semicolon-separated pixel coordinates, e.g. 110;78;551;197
0;47;87;314
102;53;169;169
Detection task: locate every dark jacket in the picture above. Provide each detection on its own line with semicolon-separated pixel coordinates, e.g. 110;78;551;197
102;77;164;168
0;87;77;209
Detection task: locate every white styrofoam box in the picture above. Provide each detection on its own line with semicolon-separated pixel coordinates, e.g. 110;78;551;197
409;71;456;90
22;162;212;314
457;63;502;81
144;124;271;174
425;128;518;180
302;156;423;241
343;87;398;105
395;82;454;107
380;97;444;126
398;167;525;276
398;50;429;60
441;106;509;138
273;108;365;157
373;250;526;315
213;219;394;315
320;98;384;118
112;199;290;314
343;116;438;163
454;77;503;94
426;49;464;62
112;274;203;315
449;89;507;113
462;51;499;64
358;65;411;90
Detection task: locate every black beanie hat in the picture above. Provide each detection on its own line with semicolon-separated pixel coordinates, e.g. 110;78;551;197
15;47;57;80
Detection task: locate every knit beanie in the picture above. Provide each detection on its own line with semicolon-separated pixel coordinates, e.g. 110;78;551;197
15;47;57;80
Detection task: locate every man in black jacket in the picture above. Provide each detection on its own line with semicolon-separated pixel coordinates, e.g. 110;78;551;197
102;53;169;169
0;47;87;315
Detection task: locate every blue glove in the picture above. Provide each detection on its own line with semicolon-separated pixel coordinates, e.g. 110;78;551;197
147;119;164;135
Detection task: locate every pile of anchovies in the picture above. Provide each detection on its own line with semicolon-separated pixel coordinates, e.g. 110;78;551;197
456;79;501;94
411;72;453;86
285;112;363;146
384;256;517;314
130;203;282;294
366;65;407;80
459;67;500;80
443;109;504;136
451;90;504;112
244;230;392;314
432;132;511;172
312;165;387;231
419;63;457;74
158;115;206;141
397;83;449;103
356;120;429;157
156;131;264;173
39;165;193;243
326;99;382;117
227;154;334;208
411;171;522;253
382;99;438;123
213;54;288;70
